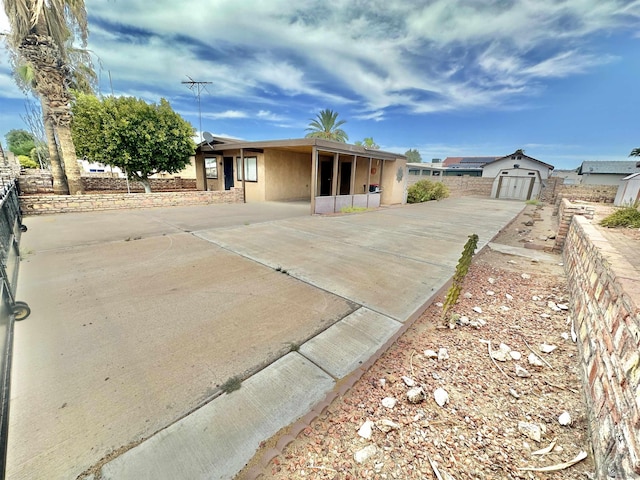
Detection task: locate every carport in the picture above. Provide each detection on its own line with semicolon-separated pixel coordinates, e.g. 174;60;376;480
194;137;407;214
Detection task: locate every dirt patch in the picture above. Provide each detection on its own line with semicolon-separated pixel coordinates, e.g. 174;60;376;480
239;202;595;480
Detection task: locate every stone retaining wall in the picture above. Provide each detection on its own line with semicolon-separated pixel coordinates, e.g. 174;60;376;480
20;189;243;215
556;184;618;204
564;215;640;479
553;198;595;252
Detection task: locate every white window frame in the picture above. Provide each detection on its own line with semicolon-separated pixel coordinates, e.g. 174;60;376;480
236;156;258;182
205;157;218;179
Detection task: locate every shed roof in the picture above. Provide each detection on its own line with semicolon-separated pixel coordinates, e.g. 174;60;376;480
622;172;640;181
578;161;640;175
488;151;554;170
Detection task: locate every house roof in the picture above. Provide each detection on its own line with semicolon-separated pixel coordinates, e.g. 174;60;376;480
622;172;640;181
197;137;405;162
577;161;640;175
487;151;554;170
442;156;497;167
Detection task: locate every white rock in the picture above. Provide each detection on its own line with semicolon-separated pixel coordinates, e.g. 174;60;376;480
381;397;397;409
509;388;520;399
434;387;449;407
515;364;531;377
488;277;496;284
358;420;375;439
435;302;443;307
438;348;449;361
499;343;511;354
407;387;426;404
379;378;386;388
518;421;542;442
424;349;438;359
558;411;572;426
505;293;514;301
463;292;473;299
490;350;508;362
521;273;531;279
557;303;569;310
510;351;522;361
354;444;378;463
477;318;487;326
561;332;570;341
376;419;400;433
401;376;416;387
539;343;557;354
459;316;470;325
528;353;544;367
500;306;511;312
571;319;577;342
486;290;495;296
540;313;551;319
532;295;541;301
473;306;483;314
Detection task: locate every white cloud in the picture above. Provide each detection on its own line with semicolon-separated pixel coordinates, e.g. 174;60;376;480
202;110;248;120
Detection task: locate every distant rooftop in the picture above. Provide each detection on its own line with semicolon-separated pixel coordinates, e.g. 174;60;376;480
442;156;497;167
578;161;640;175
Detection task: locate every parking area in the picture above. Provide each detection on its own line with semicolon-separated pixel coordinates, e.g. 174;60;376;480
7;198;524;479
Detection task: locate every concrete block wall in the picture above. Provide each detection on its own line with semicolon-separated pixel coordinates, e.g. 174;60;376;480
556;184;618;204
553;198;595;252
407;176;494;198
20;189;243;215
564;215;640;479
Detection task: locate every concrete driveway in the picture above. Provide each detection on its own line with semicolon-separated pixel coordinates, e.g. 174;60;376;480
7;198;523;480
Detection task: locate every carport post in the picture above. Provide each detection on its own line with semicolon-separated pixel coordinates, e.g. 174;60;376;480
311;146;318;214
350;154;357;194
379;158;385;200
240;148;246;203
331;153;339;196
366;157;372;193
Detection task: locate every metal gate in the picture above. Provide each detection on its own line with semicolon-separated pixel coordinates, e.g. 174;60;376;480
0;179;29;478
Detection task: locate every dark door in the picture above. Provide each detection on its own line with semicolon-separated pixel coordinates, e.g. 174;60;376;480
223;157;234;191
319;161;332;196
339;162;352;195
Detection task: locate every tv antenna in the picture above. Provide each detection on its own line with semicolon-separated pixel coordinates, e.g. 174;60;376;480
181;76;212;143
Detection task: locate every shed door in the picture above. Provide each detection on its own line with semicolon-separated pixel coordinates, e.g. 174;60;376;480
497;176;535;200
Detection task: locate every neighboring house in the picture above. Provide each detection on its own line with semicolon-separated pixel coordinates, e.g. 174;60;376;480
483;151;554;201
442;156;498;169
577;161;640;185
614;173;640;206
407;157;492;178
551;169;581;185
194;136;407;214
80;158;197;179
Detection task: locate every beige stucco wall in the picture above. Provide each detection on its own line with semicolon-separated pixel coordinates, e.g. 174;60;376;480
482;158;551;180
352;157;381;195
380;158;407;205
264;150;312;201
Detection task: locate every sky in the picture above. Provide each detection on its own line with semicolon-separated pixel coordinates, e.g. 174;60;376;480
1;0;639;170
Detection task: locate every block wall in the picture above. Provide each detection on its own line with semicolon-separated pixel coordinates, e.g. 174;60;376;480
564;215;640;479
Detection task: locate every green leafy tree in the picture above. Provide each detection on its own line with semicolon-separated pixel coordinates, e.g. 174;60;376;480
18;154;39;168
72;94;196;193
3;0;93;195
5;129;36;157
630;148;640;157
305;109;348;142
354;137;380;149
405;148;422;163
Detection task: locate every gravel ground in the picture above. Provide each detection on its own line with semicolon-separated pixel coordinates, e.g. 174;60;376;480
240;204;596;480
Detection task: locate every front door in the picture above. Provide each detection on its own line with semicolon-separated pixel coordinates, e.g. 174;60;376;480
319;160;332;196
339;162;352;195
223;157;234;191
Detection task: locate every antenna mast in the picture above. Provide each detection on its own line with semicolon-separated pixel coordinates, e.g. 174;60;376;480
181;76;212;143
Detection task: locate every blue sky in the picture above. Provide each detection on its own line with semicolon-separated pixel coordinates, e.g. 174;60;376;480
1;0;639;169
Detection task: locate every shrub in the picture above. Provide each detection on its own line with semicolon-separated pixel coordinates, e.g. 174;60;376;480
600;205;640;228
18;155;38;169
407;179;449;203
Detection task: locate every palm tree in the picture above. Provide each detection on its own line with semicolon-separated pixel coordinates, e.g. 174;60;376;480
630;148;640;157
3;0;91;194
355;137;380;149
305;109;349;143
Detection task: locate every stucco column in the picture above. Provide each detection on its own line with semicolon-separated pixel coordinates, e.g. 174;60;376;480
331;152;339;196
311;146;318;214
366;157;372;193
379;158;385;203
240;148;246;203
350;154;357;195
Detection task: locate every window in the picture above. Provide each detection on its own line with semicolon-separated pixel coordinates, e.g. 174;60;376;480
409;169;420;175
205;157;218;179
236;156;258;182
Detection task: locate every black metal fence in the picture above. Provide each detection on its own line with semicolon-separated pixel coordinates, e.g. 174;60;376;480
0;179;27;478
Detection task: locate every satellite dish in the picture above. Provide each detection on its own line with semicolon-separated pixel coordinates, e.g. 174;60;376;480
202;131;214;145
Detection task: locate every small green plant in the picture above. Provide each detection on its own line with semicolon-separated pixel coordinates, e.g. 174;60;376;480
287;342;300;352
442;234;479;325
340;206;368;214
525;199;540;205
407;180;449;203
600;205;640;228
220;376;242;394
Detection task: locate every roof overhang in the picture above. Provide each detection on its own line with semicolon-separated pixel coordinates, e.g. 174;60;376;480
197;137;405;162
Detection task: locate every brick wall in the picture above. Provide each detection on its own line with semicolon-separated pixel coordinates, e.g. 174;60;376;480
20;189;243;215
553;198;595;252
564;215;640;479
18;171;196;194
